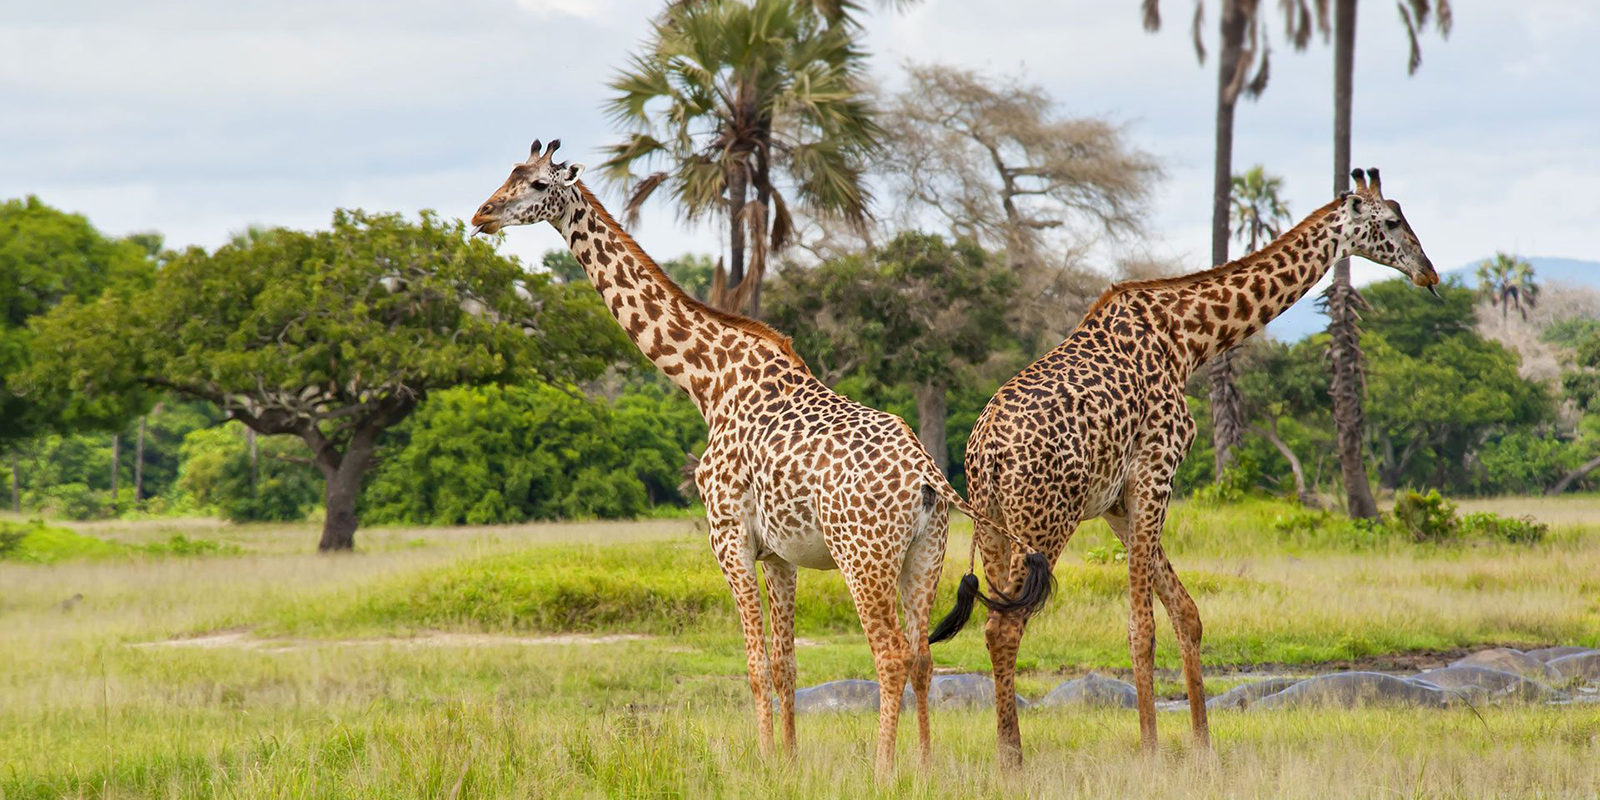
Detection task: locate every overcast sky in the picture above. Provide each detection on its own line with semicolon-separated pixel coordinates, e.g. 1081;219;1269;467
3;0;1595;292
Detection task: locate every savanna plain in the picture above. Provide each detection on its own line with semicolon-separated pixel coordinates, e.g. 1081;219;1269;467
3;497;1599;799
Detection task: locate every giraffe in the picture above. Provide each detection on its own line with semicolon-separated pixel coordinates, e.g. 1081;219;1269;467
950;168;1436;765
469;140;1052;776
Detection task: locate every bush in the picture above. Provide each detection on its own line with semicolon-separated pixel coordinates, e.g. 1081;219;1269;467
0;521;126;563
1191;453;1263;506
42;482;111;521
1392;489;1459;543
177;425;320;523
1459;512;1547;545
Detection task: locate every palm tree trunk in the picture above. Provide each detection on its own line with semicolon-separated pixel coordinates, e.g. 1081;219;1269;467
247;428;259;493
1328;0;1379;519
914;380;949;475
1209;0;1248;474
727;165;748;294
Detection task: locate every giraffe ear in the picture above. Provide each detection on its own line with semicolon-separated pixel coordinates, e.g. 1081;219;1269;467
560;162;585;187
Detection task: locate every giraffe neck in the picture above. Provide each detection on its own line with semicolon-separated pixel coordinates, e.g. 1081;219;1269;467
552;183;809;420
1153;198;1350;377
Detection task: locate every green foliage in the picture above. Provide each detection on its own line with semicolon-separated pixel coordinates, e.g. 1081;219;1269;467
176;425;321;523
1082;537;1127;565
659;254;715;302
1190;452;1263;506
602;0;880;291
539;249;587;284
138;534;243;557
1475;252;1539;321
1475;432;1587;495
1459;511;1547;545
0;520;125;563
0;196;157;446
363;382;704;526
1562;329;1600;414
1392;489;1459;543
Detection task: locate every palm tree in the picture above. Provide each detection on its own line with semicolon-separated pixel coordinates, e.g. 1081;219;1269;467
1323;0;1451;519
1142;0;1320;475
1230;165;1292;252
603;0;880;315
1476;252;1539;321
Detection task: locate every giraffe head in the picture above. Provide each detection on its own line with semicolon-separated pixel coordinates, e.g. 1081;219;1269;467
1339;167;1439;294
471;139;585;235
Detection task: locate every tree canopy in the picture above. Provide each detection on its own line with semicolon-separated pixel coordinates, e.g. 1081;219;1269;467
21;209;632;549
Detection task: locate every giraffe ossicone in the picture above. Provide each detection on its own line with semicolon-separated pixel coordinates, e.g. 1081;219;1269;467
470;139;1051;777
964;168;1435;768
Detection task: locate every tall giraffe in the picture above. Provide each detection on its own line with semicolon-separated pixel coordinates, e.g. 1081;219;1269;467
952;169;1436;765
470;140;1051;776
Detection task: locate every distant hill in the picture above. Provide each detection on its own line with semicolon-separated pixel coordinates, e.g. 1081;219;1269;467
1266;256;1600;342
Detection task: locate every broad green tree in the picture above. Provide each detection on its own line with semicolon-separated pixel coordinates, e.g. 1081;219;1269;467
1236;337;1328;506
602;0;880;315
22;210;630;550
765;232;1015;472
0;196;157;512
1475;252;1539;321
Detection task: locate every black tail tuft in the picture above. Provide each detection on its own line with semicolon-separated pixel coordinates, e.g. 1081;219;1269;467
984;552;1056;619
928;572;980;644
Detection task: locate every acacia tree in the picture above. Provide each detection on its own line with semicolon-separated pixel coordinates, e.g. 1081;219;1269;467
872;63;1160;340
602;0;880;315
1476;252;1539;321
765;233;1015;472
23;210;630;550
1142;0;1323;474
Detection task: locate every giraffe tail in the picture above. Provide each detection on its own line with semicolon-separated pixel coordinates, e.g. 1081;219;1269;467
926;478;1055;645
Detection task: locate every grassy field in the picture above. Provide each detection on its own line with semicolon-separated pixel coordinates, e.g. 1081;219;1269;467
2;498;1599;798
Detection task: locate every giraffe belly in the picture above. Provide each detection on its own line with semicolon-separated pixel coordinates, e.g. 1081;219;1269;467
749;502;837;571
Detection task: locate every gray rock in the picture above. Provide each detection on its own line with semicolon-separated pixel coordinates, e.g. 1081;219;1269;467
1251;672;1450;710
1525;646;1592;663
1450;648;1560;683
1206;677;1303;711
927;673;1028;710
1412;666;1562;703
791;680;910;713
1547;651;1600;684
1037;673;1137;709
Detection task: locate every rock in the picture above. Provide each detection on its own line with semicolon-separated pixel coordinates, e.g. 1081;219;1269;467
927;673;1028;710
1036;673;1137;709
1250;672;1450;710
1206;677;1303;711
1547;652;1600;684
1412;666;1562;703
1450;648;1559;683
1525;646;1592;663
791;680;910;713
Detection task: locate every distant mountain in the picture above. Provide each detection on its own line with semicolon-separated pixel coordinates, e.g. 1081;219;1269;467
1266;256;1600;342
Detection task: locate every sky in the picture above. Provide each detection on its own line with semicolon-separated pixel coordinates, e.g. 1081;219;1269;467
3;0;1596;298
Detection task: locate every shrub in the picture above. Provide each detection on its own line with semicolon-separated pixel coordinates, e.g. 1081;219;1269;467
139;534;243;557
1083;537;1127;565
43;482;110;521
1392;489;1459;543
1459;512;1547;545
0;521;125;563
1191;453;1263;506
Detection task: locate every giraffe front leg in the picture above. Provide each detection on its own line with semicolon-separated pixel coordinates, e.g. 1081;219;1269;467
709;520;774;757
764;560;799;756
1152;544;1210;750
1127;538;1159;752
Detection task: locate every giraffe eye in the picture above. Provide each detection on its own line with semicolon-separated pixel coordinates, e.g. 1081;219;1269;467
1384;219;1399;229
531;181;549;192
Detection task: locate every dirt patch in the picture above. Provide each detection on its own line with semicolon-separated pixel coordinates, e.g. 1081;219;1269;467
133;628;652;652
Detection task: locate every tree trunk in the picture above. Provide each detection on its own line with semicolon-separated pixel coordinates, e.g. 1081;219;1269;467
247;428;259;494
1210;349;1244;475
317;448;372;552
9;451;19;514
914;381;949;475
1252;422;1317;508
1208;0;1248;474
1327;0;1380;519
109;434;120;513
727;165;748;293
1548;452;1600;496
133;415;147;502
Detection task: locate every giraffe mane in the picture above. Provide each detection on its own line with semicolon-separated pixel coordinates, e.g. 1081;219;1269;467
1075;196;1346;328
574;182;809;370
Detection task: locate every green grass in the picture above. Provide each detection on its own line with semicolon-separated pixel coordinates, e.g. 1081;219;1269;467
0;519;128;563
3;497;1599;798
